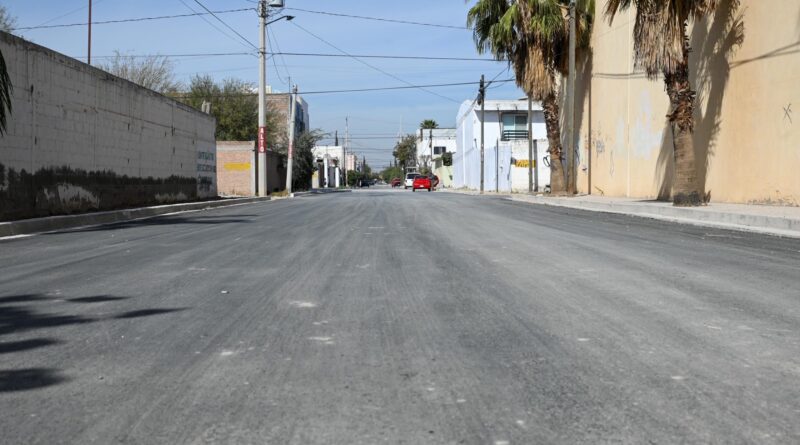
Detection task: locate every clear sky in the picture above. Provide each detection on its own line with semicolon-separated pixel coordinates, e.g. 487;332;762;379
5;0;525;170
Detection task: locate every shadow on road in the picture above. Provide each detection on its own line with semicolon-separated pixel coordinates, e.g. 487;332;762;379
0;292;189;392
52;215;256;234
0;368;68;392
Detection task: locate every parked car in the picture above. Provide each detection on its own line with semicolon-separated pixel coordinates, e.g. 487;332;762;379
391;177;402;187
358;179;371;188
412;175;433;192
404;173;419;189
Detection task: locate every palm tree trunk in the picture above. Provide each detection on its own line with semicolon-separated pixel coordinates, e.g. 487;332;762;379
664;29;701;206
542;93;566;194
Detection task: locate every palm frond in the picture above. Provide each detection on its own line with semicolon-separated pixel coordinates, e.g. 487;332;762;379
0;48;12;136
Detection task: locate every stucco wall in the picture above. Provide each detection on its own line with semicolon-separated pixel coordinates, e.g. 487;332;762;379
574;0;800;205
0;32;217;221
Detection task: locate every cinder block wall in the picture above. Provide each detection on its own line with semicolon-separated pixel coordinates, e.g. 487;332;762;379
217;141;287;196
0;32;217;221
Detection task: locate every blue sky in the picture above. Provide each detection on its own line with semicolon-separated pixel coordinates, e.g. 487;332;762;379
6;0;525;169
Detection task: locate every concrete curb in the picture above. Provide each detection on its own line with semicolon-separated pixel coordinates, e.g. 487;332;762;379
508;195;800;238
0;197;270;238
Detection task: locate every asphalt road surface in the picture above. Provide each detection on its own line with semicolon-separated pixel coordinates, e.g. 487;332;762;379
1;188;799;444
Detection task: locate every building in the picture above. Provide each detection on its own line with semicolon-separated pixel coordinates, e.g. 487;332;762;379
266;90;310;142
312;145;345;188
454;99;549;192
0;31;216;221
217;141;286;196
568;0;800;204
416;128;457;187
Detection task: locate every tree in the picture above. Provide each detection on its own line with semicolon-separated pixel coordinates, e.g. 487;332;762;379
0;6;14;136
392;134;417;170
180;75;282;143
420;119;439;129
290;130;324;191
605;0;724;206
98;51;181;93
381;166;404;182
0;5;16;32
467;0;594;194
0;48;10;136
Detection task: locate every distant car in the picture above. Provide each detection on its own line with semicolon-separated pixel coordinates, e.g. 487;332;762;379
358;179;371;188
412;175;433;192
404;173;419;189
391;177;402;187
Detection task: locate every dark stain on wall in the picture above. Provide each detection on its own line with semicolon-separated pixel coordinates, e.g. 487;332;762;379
0;163;197;221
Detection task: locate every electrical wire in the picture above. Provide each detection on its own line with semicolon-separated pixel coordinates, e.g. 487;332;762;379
283;7;468;30
169;79;514;98
12;8;253;31
192;0;258;51
268;27;293;84
289;21;460;104
177;0;255;53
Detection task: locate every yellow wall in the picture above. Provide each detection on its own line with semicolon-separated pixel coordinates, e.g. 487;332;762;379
575;0;800;205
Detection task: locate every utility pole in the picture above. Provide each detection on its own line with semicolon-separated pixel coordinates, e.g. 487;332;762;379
87;0;92;64
528;97;533;193
566;0;577;194
257;0;269;197
479;74;485;194
345;117;349;187
534;140;539;192
285;84;298;195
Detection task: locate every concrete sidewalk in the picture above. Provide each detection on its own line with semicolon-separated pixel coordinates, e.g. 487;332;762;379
0;197;270;238
509;194;800;238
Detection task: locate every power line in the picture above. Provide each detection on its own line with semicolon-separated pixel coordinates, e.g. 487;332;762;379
290;21;460;103
284;7;468;30
169;79;514;98
268;27;293;84
177;0;254;53
192;0;258;51
78;51;500;63
86;52;255;60
274;52;499;62
12;8;253;31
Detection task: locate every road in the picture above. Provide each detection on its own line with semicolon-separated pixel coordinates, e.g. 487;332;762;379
1;188;799;444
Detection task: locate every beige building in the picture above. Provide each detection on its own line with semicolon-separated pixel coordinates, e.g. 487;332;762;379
217;142;286;196
571;0;800;205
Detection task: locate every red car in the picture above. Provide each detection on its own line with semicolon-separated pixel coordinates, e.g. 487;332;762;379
412;175;433;192
391;177;402;187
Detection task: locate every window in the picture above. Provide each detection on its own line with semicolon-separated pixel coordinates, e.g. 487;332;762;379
433;146;447;155
502;114;528;140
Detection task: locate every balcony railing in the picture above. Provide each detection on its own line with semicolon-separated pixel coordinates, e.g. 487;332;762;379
502;130;529;141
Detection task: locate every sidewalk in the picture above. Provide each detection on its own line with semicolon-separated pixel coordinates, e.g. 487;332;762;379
510;194;800;238
0;197;270;239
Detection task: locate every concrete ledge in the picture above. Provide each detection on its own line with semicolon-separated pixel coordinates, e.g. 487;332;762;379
509;195;800;238
0;197;270;238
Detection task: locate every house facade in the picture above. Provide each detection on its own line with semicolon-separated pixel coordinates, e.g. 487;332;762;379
416;128;457;188
454;99;550;192
312;145;345;188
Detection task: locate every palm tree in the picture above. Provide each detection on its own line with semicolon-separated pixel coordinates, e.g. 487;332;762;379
420;119;439;129
468;0;593;194
0;48;11;136
605;0;726;206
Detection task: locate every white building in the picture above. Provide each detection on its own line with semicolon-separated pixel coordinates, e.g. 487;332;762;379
416;128;457;187
454;99;550;192
312;145;344;188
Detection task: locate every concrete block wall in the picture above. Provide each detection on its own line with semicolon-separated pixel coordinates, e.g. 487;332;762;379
216;141;286;196
0;32;217;221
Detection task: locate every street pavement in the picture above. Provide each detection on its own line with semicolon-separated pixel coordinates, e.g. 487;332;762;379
1;187;799;444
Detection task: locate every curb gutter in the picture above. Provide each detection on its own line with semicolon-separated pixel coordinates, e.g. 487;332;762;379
508;195;800;239
0;197;270;238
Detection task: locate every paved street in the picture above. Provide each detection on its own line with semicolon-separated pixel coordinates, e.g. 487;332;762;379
1;188;799;444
